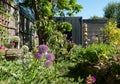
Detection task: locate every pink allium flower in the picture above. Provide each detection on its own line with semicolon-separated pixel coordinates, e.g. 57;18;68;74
46;53;55;61
37;44;48;53
0;46;7;50
44;60;52;67
34;52;43;60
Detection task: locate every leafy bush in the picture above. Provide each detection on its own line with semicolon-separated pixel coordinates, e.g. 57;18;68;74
57;22;72;32
22;45;29;54
78;43;116;63
66;43;120;84
10;36;20;43
0;54;83;84
111;62;120;75
0;49;5;56
0;42;85;84
0;26;9;46
47;31;76;62
101;19;120;45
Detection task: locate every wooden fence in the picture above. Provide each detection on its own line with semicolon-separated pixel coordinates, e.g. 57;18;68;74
83;19;107;44
54;17;107;45
54;17;83;44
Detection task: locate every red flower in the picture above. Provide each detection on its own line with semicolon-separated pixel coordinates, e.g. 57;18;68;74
86;78;93;84
0;46;7;50
86;75;96;84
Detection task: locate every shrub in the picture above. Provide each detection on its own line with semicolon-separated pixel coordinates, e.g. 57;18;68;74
0;45;84;84
47;31;78;62
22;45;29;54
0;26;9;46
0;49;5;56
57;22;72;32
79;43;116;63
10;36;20;43
101;19;120;45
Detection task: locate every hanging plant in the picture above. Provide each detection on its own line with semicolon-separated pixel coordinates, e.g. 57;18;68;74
10;36;20;43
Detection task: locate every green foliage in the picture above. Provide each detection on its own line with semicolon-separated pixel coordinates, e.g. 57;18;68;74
0;59;53;83
0;3;18;46
55;0;83;16
0;49;5;56
37;0;53;17
68;45;83;62
57;22;72;32
90;15;107;20
78;43;116;63
111;62;120;75
36;18;55;34
10;36;20;42
55;61;84;84
19;0;82;44
104;2;120;27
20;0;83;17
0;3;15;20
0;42;84;83
104;2;117;19
0;54;83;84
64;43;116;63
0;26;9;46
22;45;29;54
47;30;77;62
101;20;120;45
65;43;120;84
31;25;37;30
34;18;55;43
0;5;6;11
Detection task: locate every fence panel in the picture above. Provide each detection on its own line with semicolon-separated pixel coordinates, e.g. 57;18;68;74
54;17;83;44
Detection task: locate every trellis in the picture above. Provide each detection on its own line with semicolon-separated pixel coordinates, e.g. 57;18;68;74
0;1;18;47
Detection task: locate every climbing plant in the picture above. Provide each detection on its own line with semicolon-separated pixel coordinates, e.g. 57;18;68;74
0;26;9;46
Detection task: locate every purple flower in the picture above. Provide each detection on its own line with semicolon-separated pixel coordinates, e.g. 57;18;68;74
37;44;48;53
46;53;55;61
34;52;43;59
91;76;96;83
44;60;52;67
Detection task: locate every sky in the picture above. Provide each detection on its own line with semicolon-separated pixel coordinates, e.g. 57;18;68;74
75;0;120;19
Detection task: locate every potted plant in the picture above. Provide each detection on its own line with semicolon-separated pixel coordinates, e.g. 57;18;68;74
10;36;20;48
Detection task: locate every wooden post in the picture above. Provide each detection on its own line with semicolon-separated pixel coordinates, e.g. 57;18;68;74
83;23;88;48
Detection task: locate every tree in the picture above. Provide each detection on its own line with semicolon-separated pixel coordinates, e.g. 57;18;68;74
104;2;120;27
18;0;83;44
90;15;107;20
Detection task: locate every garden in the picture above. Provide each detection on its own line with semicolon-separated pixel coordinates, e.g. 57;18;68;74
1;19;120;84
1;0;120;84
